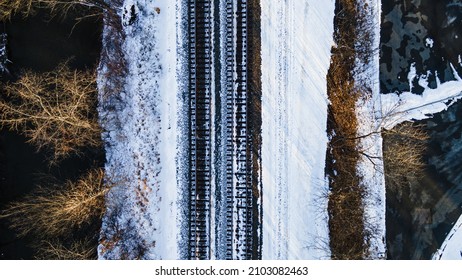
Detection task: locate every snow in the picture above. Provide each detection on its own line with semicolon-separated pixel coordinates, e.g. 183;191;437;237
381;66;462;129
93;0;462;260
261;0;334;259
97;0;185;259
425;37;434;48
407;63;417;92
355;0;386;259
432;214;462;260
418;72;431;89
100;0;334;260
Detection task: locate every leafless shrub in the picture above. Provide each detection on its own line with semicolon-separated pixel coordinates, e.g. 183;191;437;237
0;62;101;163
0;168;108;238
0;0;34;20
35;238;97;260
383;122;429;189
0;0;115;21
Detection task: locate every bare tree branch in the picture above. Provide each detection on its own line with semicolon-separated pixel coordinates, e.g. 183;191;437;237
35;238;97;260
0;168;108;238
0;0;116;21
0;62;101;162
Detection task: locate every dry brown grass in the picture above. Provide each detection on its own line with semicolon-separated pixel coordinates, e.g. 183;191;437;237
326;0;368;259
247;0;262;259
0;62;101;163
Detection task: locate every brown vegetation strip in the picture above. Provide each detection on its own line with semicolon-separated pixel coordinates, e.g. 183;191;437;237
326;0;367;259
247;0;262;259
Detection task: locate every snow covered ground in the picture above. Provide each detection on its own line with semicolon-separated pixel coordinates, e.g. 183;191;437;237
381;64;462;129
355;0;386;259
97;0;185;259
99;0;337;260
94;0;462;260
432;214;462;260
261;0;334;259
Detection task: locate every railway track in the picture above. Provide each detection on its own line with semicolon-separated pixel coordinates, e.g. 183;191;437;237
188;0;254;260
189;0;213;260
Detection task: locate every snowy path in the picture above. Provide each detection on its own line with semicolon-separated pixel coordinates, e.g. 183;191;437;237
261;0;334;259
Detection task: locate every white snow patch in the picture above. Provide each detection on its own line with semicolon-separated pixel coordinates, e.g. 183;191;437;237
407;62;417;92
418;72;430;89
425;37;434;48
381;78;462;129
433;214;462;260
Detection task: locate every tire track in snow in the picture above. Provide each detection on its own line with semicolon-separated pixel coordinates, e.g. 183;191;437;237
262;0;335;259
275;0;290;259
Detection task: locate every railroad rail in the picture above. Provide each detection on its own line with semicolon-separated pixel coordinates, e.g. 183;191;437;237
189;0;213;260
188;0;253;260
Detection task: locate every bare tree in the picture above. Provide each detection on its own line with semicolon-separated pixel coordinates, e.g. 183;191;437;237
0;62;101;162
0;168;108;238
0;0;115;21
382;122;429;189
35;238;97;260
0;0;34;20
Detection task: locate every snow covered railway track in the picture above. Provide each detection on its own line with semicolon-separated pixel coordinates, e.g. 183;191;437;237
189;0;213;260
226;0;254;260
188;0;255;260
